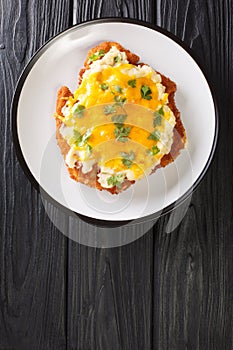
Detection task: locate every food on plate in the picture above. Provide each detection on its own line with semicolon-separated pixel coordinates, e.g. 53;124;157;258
54;42;186;194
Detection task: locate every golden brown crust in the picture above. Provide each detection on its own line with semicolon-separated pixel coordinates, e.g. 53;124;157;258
159;75;186;168
56;125;70;158
56;86;72;114
55;42;186;194
56;86;73;127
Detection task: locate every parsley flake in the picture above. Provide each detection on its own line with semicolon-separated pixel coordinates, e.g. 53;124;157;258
115;85;123;93
73;128;92;149
107;174;124;188
82;129;92;143
111;114;127;124
114;125;131;142
153;114;162;127
114;56;121;63
158;107;164;115
128;79;136;88
148;130;161;141
141;85;152;100
73;129;82;146
153;107;164;126
120;151;135;168
85;144;92;157
72;104;86;118
114;95;126;104
104;105;116;115
89;49;105;62
147;145;160;156
100;83;109;91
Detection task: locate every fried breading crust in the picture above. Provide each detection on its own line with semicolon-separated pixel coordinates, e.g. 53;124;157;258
56;86;72;128
55;42;186;193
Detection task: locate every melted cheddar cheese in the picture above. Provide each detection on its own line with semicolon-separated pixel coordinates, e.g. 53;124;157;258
59;46;176;189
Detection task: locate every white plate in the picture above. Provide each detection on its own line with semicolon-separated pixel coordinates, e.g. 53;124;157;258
12;19;218;222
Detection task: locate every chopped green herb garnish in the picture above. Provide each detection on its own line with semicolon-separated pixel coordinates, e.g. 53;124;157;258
128;79;136;88
141;85;152;100
104;105;116;115
82;129;92;143
73;104;86;118
111;114;127;124
89;49;105;62
114;56;121;63
73;129;82;146
158;106;164;115
153;107;164;126
114;125;131;142
85;144;92;157
100;83;109;91
120;151;135;168
113;96;127;111
114;95;126;104
153;114;162;127
122;159;133;168
73;128;92;148
107;174;124;188
115;85;123;93
148;130;161;141
147;145;160;156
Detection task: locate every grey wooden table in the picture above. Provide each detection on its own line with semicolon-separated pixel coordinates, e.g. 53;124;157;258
0;1;232;349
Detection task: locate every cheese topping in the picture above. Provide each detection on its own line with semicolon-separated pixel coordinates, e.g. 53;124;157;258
59;46;176;189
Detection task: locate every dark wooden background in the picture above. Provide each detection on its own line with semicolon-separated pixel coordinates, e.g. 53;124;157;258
0;0;232;349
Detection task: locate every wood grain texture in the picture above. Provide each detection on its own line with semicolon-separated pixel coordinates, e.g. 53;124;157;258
0;0;71;349
73;0;153;23
155;1;233;349
67;223;154;350
0;0;232;349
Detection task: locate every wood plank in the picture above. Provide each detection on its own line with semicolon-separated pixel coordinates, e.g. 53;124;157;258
67;1;155;349
74;0;153;22
154;1;233;349
67;224;154;349
0;1;72;349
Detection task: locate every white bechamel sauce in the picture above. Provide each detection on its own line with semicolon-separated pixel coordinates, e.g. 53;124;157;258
59;124;74;141
65;146;79;168
121;64;161;82
86;46;128;73
61;104;70;117
156;83;166;100
96;172;116;188
82;159;96;174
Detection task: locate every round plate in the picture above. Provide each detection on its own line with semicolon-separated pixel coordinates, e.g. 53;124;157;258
12;19;218;222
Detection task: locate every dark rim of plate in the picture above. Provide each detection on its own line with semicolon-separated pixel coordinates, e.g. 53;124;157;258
11;18;219;228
